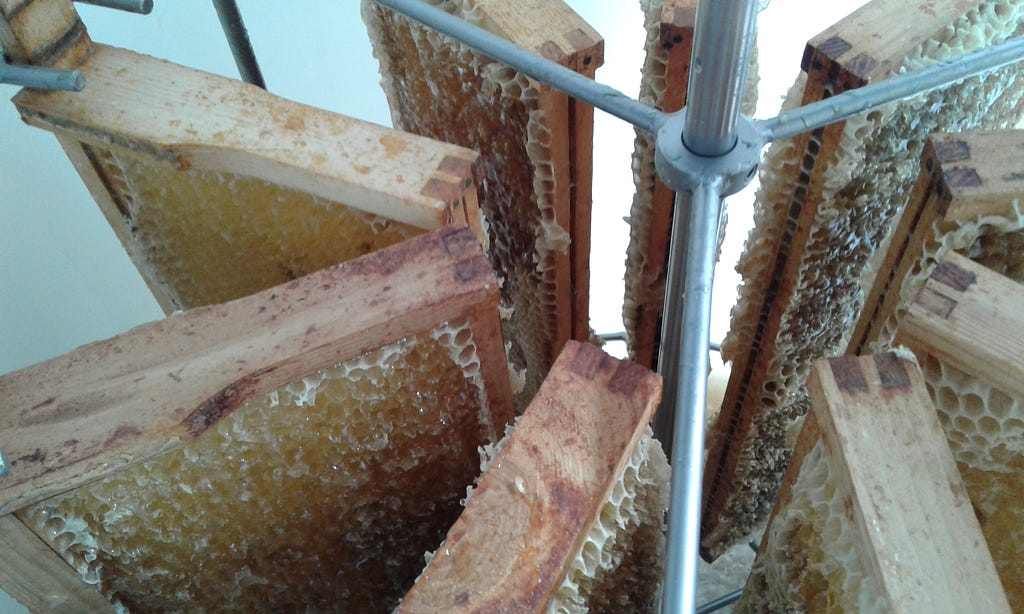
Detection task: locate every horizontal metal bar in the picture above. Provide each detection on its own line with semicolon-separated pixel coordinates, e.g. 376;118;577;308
371;0;668;134
596;331;723;353
757;35;1024;142
75;0;153;14
213;0;266;89
0;62;84;91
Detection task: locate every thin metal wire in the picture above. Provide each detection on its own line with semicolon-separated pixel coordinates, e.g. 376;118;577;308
212;0;266;89
695;588;744;614
0;62;84;91
757;35;1024;142
659;180;723;614
75;0;153;14
371;0;668;135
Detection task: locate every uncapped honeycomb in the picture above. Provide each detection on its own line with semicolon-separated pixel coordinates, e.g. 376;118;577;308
18;320;496;612
711;1;1024;553
90;145;420;310
918;353;1024;608
737;440;888;613
550;428;670;613
623;0;757;366
363;0;570;409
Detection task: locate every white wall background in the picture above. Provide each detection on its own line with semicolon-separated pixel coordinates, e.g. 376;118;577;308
0;1;865;610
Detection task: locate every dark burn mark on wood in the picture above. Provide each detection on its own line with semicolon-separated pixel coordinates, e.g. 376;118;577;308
421;176;462;204
104;425;142;448
184;367;275;438
568;343;610;380
608;360;649;397
816;36;853;60
844;53;879;78
934;140;972;163
454;257;490;283
875;353;911;390
944;168;983;188
13;448;46;466
30;397;56;411
442;226;477;257
932;260;976;292
829;356;869;393
915;286;958;319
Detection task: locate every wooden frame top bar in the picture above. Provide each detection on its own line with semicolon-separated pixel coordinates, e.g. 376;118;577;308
0;226;505;516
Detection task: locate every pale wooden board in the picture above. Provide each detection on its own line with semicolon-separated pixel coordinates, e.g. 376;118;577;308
896;252;1024;400
0;226;512;517
740;354;1009;612
0;0;91;68
849;130;1024;354
397;341;662;612
0;514;113;613
810;355;1008;612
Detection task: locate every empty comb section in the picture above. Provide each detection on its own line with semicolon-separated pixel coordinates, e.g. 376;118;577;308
362;0;603;410
849;130;1024;354
737;353;1009;613
702;0;1024;557
623;0;758;369
396;341;668;613
0;227;514;610
895;253;1024;608
13;42;482;312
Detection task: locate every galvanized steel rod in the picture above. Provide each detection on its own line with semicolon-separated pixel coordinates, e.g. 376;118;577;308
212;0;266;89
683;0;759;156
75;0;153;14
0;62;84;91
371;0;668;134
659;180;723;614
757;35;1024;142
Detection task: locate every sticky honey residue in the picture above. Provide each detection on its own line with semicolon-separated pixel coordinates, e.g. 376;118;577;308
93;146;420;310
18;321;491;612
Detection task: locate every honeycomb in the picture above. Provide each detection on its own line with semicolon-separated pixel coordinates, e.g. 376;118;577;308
709;1;1024;553
623;0;758;367
90;144;420;310
918;353;1024;608
17;320;495;612
737;440;888;613
363;0;574;410
550;428;670;613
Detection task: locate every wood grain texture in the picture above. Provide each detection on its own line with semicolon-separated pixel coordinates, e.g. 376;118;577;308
0;226;511;517
849;130;1024;354
808;354;1008;612
740;353;1009;612
397;341;662;613
0;514;113;613
896;252;1024;400
0;0;91;68
14;44;481;234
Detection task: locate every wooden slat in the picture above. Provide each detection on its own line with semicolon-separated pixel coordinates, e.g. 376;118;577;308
623;0;696;369
0;514;112;613
13;43;483;311
396;341;663;612
701;0;1024;557
896;252;1024;401
0;0;91;68
849;130;1024;354
0;226;511;517
363;0;602;410
738;354;1009;612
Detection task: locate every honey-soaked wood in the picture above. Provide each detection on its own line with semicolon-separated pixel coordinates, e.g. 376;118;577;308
849;130;1024;354
14;43;483;313
702;0;1024;557
363;0;603;410
397;341;669;613
737;354;1009;613
0;227;515;611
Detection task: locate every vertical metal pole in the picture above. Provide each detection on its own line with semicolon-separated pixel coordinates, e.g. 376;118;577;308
212;0;266;89
659;180;722;614
683;0;759;157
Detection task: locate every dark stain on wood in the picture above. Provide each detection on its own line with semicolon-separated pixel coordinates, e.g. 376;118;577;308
944;168;983;188
934;140;972;163
817;36;853;60
874;353;911;390
830;356;868;393
915;286;958;320
932;260;976;292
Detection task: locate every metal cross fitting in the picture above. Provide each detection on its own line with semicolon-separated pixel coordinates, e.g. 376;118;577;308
655;111;762;197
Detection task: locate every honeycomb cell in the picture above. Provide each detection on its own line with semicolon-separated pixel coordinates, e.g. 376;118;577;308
19;321;492;613
95;146;420;310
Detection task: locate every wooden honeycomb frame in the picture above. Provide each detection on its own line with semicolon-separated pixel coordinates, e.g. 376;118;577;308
0;227;513;611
